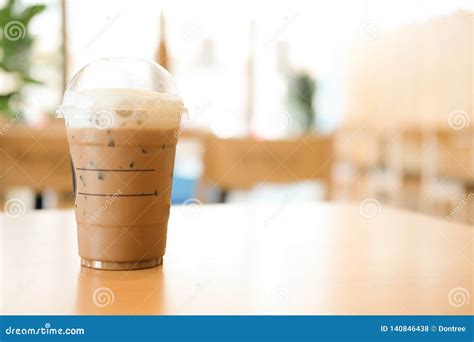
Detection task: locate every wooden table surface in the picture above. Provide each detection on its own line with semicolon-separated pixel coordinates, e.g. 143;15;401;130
1;203;472;315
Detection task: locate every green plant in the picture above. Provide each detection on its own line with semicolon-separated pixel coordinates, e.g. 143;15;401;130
0;0;45;118
287;72;317;130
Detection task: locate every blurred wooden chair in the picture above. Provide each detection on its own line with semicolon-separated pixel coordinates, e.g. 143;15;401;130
332;126;383;201
0;120;73;210
435;128;473;185
422;127;474;224
198;134;334;202
384;127;425;209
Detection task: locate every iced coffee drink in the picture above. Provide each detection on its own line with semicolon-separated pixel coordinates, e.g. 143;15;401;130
57;59;186;270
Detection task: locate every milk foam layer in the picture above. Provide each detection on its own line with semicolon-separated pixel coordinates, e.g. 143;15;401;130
61;88;184;129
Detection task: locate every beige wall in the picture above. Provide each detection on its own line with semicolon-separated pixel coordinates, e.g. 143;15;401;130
343;11;473;130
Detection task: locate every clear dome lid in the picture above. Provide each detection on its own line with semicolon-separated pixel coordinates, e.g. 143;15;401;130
56;58;185;117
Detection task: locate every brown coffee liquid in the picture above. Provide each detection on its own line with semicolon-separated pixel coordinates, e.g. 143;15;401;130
68;127;178;263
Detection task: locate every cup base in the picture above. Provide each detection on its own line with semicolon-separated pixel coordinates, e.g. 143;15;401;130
80;257;163;270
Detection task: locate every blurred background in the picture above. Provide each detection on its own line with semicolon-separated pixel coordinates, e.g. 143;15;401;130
0;0;472;224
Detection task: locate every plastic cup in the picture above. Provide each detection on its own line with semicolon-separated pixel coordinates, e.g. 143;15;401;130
56;58;186;270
